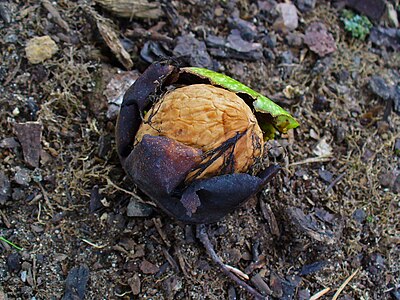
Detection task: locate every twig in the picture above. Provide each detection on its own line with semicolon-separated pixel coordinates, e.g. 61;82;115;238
289;156;332;166
42;0;70;32
174;245;190;277
332;269;359;300
153;218;171;247
225;264;250;280
106;177;156;207
37;202;46;225
37;182;54;215
0;209;11;228
81;238;107;249
309;287;331;300
196;224;266;299
4;59;21;86
162;248;180;272
325;171;346;192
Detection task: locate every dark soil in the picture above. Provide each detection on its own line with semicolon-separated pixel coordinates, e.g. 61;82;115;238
0;1;399;299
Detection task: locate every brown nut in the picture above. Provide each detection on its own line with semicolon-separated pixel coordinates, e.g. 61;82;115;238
135;84;263;180
116;63;299;223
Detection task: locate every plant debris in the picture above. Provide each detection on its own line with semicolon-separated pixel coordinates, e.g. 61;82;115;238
340;9;372;40
287;207;337;244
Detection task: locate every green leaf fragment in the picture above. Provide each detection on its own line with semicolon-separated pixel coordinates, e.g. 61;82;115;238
184;67;299;137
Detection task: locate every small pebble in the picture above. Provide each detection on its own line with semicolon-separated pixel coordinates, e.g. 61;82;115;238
352;208;366;223
7;252;22;273
274;3;299;31
14;167;31;186
296;0;316;12
127;198;154;217
0;171;11;204
369;75;392;101
140;260;159;274
25;36;59;64
20;271;27;282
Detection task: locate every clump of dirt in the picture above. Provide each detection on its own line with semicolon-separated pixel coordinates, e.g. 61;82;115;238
0;1;399;299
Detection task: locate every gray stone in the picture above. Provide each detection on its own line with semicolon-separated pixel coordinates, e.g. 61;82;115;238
369;76;392;101
275;3;298;31
173;34;213;69
352;208;366;223
127;198;153;217
296;0;316;12
14;167;31;186
0;170;11;204
62;265;90;300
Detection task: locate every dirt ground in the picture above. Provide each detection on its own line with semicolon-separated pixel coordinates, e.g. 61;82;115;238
0;0;399;299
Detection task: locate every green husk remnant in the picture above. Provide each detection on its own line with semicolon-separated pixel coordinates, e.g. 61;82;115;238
184;67;299;139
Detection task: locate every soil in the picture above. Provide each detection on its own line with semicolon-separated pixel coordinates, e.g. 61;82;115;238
0;1;399;299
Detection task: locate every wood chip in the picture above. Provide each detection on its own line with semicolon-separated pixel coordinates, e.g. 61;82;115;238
140;260;159;275
95;0;163;19
260;200;280;236
62;265;90;300
88;8;133;69
96;20;133;69
128;273;141;295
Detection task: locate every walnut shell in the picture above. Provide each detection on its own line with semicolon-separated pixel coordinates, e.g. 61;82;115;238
135;84;263;180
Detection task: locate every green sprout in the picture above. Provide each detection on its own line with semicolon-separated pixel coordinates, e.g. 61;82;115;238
340;9;373;40
0;236;23;251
